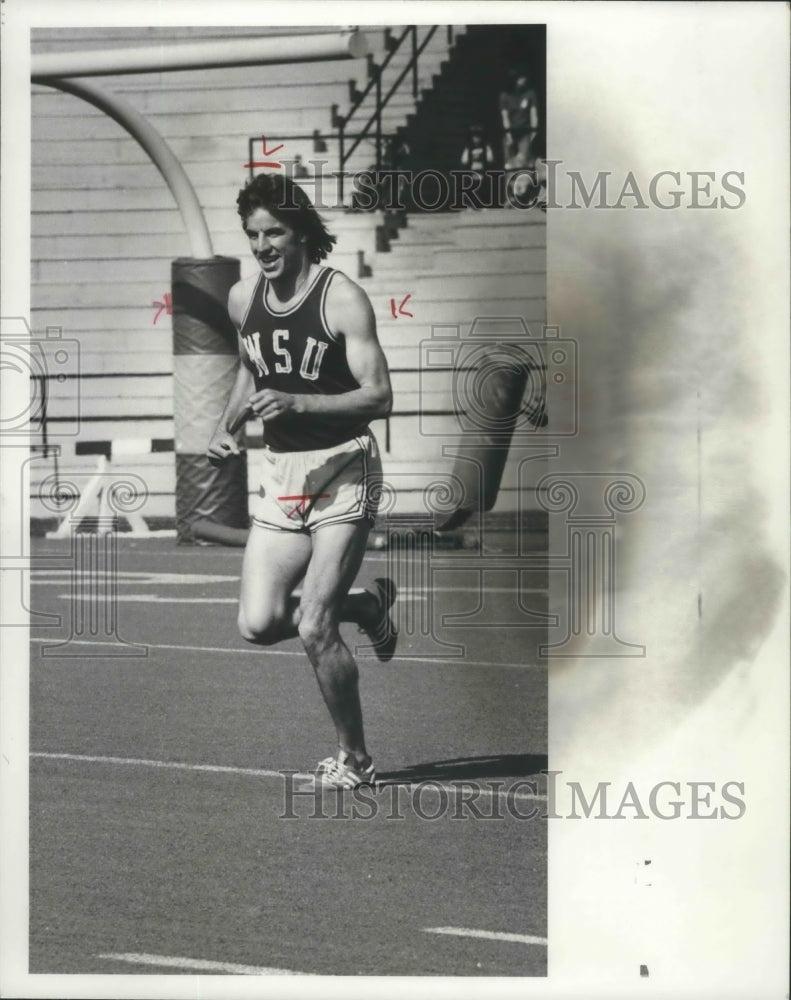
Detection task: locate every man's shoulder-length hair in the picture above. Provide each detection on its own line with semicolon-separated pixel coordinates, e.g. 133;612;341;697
236;174;336;263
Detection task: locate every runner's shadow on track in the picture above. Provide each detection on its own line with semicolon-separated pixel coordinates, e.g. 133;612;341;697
377;753;548;785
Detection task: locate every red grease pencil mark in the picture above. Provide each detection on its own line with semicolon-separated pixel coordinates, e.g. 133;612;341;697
152;293;172;324
278;493;331;519
245;135;285;169
390;294;413;319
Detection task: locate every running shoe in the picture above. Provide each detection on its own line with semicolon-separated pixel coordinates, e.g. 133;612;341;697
316;751;376;790
359;577;398;662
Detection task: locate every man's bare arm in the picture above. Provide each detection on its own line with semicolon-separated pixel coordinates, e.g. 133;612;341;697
206;281;256;462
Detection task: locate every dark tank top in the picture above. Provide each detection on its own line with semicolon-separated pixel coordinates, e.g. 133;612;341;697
239;266;368;451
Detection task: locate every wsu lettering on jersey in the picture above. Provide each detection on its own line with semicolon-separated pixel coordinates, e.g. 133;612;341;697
242;329;328;382
238;266;368;451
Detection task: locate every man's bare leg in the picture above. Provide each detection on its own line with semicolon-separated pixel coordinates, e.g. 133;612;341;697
297;519;374;766
238;523;388;648
237;525;312;644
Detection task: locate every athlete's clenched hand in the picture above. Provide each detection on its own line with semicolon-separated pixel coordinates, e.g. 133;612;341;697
206;428;241;466
249;389;299;422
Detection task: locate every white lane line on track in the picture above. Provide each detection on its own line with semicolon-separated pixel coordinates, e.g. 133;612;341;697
424;927;548;946
30;752;548;802
29;637;545;670
32;751;292;779
56;594;241;603
54;590;543;603
96;952;305;975
33;572;240;584
45;586;545;598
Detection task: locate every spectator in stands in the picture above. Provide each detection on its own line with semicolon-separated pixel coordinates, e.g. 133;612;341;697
384;134;411;171
460;124;495;175
312;129;328;154
499;67;539;170
349;135;411;212
383;135;411;210
293;154;309;179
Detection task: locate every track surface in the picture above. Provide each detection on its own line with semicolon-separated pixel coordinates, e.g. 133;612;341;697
29;535;548;976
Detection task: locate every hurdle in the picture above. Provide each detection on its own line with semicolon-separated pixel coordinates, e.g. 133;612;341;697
44;439;178;539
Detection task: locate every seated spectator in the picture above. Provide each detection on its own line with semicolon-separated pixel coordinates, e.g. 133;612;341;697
460;124;495;174
293;154;309;179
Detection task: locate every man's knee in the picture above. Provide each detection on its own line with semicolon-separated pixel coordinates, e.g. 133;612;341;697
238;608;289;646
297;606;337;655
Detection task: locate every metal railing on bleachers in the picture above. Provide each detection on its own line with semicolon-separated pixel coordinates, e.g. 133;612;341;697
332;25;439;197
244;26;450;202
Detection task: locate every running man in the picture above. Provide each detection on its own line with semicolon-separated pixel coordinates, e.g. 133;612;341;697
207;173;396;790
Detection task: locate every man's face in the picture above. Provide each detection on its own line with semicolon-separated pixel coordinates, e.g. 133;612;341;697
243;207;306;283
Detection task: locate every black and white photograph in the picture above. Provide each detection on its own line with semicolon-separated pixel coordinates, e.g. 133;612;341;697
1;2;788;998
22;13;551;981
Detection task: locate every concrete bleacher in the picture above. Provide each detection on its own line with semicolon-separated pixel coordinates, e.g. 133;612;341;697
356;208;548;514
32;25;459;183
28;25;549;527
